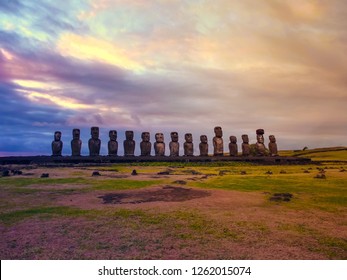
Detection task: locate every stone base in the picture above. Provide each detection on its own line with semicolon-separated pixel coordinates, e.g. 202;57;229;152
0;155;311;165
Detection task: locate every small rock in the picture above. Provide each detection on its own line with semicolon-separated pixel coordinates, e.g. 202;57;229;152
183;169;202;175
240;171;247;175
265;170;273;175
40;173;49;178
157;171;171;175
11;170;23;175
2;170;10;177
314;173;326;179
303;170;310;173
280;170;287;174
274;193;293;198
173;180;187;185
92;171;101;176
131;169;138;176
269;193;293;202
269;196;282;202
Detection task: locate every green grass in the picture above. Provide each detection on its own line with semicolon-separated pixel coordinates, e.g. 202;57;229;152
0;177;163;192
0;177;89;188
300;150;347;161
280;146;347;161
0;206;92;225
88;179;163;190
192;164;347;212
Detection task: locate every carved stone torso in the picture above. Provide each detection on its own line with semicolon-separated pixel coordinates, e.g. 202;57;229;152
89;127;101;156
140;132;151;156
108;140;118;156
71;129;81;156
229;143;238;156
154;142;165;156
184;133;194;156
256;142;266;156
255;129;266;156
213;137;223;156
124;140;135;156
154;133;165;156
89;138;101;156
199;135;208;156
52;140;63;156
169;141;179;156
140;141;151;156
268;135;278;156
108;130;118;156
229;136;238;156
199;143;208;156
241;134;250;156
268;142;278;156
184;142;194;156
242;143;250;156
71;139;82;156
124;131;135;156
52;131;63;156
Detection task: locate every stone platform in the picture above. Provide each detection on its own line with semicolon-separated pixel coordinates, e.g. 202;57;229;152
0;155;311;165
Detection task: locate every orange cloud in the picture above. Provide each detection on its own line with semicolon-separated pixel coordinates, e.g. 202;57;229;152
56;33;144;72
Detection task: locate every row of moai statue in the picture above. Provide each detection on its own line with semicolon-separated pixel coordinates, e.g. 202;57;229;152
52;127;278;157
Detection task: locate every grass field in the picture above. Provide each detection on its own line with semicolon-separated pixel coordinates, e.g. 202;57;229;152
0;148;346;259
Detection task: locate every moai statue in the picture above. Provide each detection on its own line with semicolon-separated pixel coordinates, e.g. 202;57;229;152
169;132;179;156
241;134;250;156
199;135;209;156
124;131;135;156
52;131;63;156
88;126;101;156
213;126;224;156
71;128;82;156
255;129;266;156
229;136;238;156
154;133;165;156
184;133;194;156
108;130;118;156
268;135;278;156
140;132;151;156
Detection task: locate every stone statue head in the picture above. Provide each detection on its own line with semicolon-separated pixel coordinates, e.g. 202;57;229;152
109;130;117;141
155;133;164;143
269;135;276;143
214;126;223;137
242;134;249;143
54;131;62;141
257;134;264;144
185;133;193;143
72;129;80;140
200;135;207;143
91;127;99;139
170;132;178;142
125;131;134;140
229;136;237;143
141;132;150;142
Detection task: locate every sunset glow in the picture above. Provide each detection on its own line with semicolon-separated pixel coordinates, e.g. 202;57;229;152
0;0;346;155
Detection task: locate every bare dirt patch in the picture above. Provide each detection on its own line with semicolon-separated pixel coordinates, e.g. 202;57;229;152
98;185;210;204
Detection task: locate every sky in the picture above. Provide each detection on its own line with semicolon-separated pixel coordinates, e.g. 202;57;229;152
0;0;346;156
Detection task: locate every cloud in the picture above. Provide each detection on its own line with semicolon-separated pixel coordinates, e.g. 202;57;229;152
0;0;347;155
